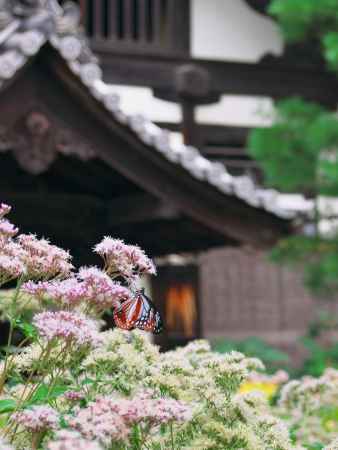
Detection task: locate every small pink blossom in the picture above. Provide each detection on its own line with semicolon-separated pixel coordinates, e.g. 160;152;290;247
69;398;129;445
47;431;102;450
0;203;11;219
23;269;131;311
33;311;100;347
0;220;18;238
64;391;85;402
23;278;86;307
94;237;156;282
2;240;27;259
17;234;73;279
12;405;59;432
69;394;191;444
0;254;26;286
78;266;131;310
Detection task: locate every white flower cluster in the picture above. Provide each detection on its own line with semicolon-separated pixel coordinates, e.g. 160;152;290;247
277;368;338;446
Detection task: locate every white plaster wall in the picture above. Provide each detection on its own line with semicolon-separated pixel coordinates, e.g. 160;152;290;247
107;1;283;130
110;85;182;123
109;85;274;128
196;95;274;126
191;0;283;62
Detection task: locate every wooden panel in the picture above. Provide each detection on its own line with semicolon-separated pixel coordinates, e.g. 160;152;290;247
153;0;163;45
93;0;103;39
108;0;118;39
85;0;190;56
138;0;148;42
199;248;316;337
123;0;133;40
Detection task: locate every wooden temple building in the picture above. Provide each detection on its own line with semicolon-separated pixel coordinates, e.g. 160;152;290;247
0;0;336;354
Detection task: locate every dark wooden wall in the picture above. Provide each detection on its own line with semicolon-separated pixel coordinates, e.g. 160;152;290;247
79;0;190;57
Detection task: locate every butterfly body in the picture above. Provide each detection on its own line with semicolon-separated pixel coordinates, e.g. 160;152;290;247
113;290;163;334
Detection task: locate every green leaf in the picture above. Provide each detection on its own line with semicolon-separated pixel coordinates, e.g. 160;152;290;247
13;319;36;339
0;399;16;414
28;384;68;405
80;378;95;386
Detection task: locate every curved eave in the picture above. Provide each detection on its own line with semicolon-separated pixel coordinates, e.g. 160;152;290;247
43;46;292;249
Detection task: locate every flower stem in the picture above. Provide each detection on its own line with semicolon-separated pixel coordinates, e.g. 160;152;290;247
0;277;24;393
170;423;175;450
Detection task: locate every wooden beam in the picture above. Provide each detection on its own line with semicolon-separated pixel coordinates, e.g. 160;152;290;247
107;194;180;226
202;147;248;157
155;122;251;147
94;52;338;108
2;192;105;230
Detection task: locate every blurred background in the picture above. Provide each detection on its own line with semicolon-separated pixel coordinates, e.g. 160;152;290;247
1;0;338;376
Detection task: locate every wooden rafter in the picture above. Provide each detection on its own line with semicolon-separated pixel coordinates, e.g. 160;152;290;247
95;52;338;108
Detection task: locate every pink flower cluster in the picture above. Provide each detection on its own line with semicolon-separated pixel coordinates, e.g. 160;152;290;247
47;431;102;450
69;399;129;445
12;405;59;432
23;267;131;312
0;219;18;239
0;254;26;286
0;203;18;243
0;204;24;285
23;278;85;307
78;266;131;310
17;234;73;280
0;204;73;285
94;237;156;283
33;311;100;347
64;390;85;402
69;394;192;444
0;203;11;219
247;370;289;384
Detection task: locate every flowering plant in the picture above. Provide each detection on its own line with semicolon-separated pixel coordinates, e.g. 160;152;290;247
277;368;338;448
0;203;337;450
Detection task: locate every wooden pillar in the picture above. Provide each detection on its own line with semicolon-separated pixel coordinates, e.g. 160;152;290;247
175;64;212;148
181;98;200;147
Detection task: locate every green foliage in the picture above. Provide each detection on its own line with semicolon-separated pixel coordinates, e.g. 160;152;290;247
0;399;16;414
212;337;289;373
304;444;324;450
268;0;338;41
249;98;338;195
268;0;338;76
300;337;338;377
28;383;68;406
295;312;338;377
248;1;338;295
271;236;338;295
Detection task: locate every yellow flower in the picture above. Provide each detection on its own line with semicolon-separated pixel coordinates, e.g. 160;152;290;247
239;381;279;399
323;419;337;432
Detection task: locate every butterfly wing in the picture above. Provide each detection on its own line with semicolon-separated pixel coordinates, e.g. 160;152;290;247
134;292;164;335
113;296;143;330
113;291;163;334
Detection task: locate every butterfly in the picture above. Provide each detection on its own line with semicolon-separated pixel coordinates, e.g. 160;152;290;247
113;289;163;334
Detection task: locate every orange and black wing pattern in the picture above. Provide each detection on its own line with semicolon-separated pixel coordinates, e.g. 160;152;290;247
113;291;163;334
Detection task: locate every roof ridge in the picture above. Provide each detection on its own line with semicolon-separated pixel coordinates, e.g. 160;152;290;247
0;0;313;220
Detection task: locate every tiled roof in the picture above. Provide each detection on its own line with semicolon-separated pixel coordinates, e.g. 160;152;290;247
0;0;313;220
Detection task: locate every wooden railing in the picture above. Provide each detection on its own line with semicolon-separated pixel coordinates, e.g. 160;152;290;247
77;0;190;57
